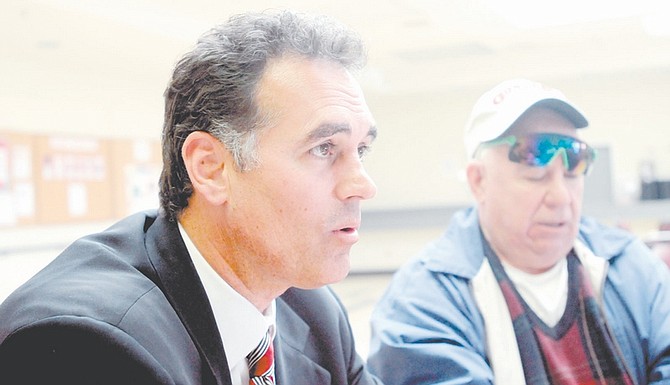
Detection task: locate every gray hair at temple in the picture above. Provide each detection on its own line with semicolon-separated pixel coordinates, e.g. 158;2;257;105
159;10;367;221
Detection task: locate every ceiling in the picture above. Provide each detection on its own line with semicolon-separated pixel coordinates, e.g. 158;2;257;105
3;0;670;148
2;0;670;210
4;0;670;97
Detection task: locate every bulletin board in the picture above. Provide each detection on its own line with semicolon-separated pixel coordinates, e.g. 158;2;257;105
110;138;162;218
0;131;38;226
33;135;113;223
0;130;163;227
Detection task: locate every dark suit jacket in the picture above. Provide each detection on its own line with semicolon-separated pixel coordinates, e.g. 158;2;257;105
0;210;382;385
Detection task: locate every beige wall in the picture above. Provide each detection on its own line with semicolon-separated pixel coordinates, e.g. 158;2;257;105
3;67;670;213
362;68;670;210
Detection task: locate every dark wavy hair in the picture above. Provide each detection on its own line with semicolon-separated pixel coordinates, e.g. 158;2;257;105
158;10;366;221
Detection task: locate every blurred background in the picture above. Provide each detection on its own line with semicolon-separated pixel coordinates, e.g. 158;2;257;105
2;0;670;357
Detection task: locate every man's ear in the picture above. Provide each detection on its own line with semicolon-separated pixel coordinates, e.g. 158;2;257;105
182;131;228;206
466;160;486;204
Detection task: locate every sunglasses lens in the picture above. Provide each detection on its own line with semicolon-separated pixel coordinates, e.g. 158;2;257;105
509;134;594;174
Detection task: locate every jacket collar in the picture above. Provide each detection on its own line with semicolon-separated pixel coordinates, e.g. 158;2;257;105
274;292;331;385
143;211;335;385
421;206;635;279
144;210;231;385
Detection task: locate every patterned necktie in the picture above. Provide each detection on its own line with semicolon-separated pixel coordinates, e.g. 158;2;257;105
247;329;275;385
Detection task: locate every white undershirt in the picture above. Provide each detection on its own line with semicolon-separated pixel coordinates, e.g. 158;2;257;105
501;257;569;327
178;223;276;385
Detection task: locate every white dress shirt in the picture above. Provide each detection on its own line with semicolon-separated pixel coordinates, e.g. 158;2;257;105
178;223;276;385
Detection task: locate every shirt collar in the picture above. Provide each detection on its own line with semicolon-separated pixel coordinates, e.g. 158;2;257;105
178;223;276;368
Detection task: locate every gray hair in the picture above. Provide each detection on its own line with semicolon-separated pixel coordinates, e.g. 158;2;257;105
159;10;367;221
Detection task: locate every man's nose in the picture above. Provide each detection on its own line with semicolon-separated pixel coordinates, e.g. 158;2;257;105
335;158;377;201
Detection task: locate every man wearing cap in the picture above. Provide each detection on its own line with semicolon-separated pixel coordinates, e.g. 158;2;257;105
367;79;670;384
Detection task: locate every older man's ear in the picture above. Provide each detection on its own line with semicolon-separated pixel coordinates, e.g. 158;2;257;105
466;160;487;205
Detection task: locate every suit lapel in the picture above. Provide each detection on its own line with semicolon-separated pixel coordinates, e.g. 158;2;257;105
274;296;331;385
144;212;231;385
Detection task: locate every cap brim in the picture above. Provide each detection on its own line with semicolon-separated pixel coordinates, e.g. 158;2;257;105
532;99;589;129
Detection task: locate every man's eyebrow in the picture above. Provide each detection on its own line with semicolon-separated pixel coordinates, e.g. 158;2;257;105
307;123;378;141
367;126;378;141
308;123;351;141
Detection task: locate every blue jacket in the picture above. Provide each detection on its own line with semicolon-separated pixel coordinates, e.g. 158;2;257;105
368;207;670;385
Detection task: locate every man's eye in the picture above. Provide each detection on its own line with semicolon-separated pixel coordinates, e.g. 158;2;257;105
311;142;334;158
521;166;548;181
358;144;371;159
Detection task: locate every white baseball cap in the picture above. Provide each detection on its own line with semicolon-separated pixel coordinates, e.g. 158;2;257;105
464;78;589;158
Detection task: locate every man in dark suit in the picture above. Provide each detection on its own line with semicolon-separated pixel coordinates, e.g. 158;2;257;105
0;10;382;385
